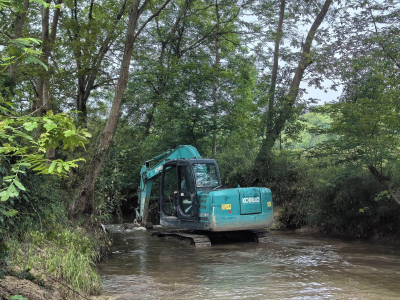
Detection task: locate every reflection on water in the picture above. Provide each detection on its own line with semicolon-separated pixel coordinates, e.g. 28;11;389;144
97;229;400;300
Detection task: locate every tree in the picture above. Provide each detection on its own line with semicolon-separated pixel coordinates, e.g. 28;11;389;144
306;0;400;205
255;0;333;170
138;0;191;138
311;70;400;205
60;0;131;124
0;0;91;224
71;0;172;216
123;0;253;154
0;0;42;102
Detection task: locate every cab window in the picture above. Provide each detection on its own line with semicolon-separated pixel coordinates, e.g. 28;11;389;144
192;163;219;187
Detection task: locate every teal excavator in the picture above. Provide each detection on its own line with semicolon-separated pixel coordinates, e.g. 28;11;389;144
136;145;273;246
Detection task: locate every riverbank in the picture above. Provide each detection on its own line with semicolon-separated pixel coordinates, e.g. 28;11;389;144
0;223;108;300
1;272;156;300
0;273;85;300
0;274;120;300
271;205;400;242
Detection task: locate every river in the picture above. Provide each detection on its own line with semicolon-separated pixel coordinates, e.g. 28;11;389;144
97;227;400;299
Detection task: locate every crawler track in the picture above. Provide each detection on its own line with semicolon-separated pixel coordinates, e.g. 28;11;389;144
151;230;271;246
151;231;211;247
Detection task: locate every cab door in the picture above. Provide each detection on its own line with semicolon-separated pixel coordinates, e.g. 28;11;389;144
176;163;198;221
160;163;178;218
160;161;198;221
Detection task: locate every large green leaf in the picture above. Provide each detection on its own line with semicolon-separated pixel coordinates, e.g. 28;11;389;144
25;56;48;71
14;179;26;191
0;191;9;202
44;121;57;131
23;122;38;131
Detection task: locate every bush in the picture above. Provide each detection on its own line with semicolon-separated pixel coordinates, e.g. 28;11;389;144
261;151;400;238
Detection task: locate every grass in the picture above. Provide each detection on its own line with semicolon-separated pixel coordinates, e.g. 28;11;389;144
7;227;101;296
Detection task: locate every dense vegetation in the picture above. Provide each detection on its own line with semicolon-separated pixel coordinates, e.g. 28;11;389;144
1;0;400;296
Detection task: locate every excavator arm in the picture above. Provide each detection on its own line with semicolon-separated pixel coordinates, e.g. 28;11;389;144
136;145;200;226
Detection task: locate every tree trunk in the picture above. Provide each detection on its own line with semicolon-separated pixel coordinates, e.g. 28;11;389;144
256;0;285;171
257;0;332;166
265;0;285;141
212;0;220;157
76;82;88;122
34;1;50;116
33;1;62;159
368;165;400;206
143;42;166;139
71;0;172;217
33;0;62;117
8;0;30;91
144;101;157;138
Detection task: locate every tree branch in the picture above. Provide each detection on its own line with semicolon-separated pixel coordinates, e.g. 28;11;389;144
133;0;172;43
368;6;400;70
50;0;62;42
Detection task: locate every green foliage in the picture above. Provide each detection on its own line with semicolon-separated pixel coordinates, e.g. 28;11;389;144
305;69;400;207
0;36;44;73
2;165;103;295
311;74;400;168
29;0;62;9
0;170;64;239
0;0;45;82
280;112;332;150
94;120;145;219
0;111;91;221
217;133;260;187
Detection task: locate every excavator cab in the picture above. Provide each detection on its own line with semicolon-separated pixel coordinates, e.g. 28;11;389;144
160;159;221;223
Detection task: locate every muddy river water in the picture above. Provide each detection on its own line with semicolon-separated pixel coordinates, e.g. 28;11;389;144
97;228;400;300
